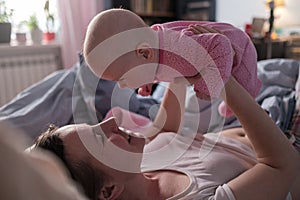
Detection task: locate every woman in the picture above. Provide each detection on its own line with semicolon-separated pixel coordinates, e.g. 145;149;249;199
34;73;300;200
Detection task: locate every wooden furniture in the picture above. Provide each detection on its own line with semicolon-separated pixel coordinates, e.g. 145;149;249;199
176;0;216;22
131;0;177;24
252;35;300;61
285;35;300;60
107;0;216;24
252;37;288;60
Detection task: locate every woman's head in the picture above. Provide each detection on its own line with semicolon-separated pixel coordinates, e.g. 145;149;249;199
34;125;107;200
34;118;146;199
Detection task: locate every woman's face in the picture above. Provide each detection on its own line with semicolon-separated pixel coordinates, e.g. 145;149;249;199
57;117;146;174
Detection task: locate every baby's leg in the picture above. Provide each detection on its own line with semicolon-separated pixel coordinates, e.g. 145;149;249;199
193;67;227;99
231;41;261;100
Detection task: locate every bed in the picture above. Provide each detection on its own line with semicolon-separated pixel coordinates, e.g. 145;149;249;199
0;57;299;150
0;58;299;200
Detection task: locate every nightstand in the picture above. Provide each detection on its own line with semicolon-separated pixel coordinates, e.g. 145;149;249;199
252;37;288;60
284;35;300;60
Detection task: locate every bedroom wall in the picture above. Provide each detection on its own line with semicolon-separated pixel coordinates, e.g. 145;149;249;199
216;0;300;33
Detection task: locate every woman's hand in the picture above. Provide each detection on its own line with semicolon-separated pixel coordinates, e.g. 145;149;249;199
174;73;202;85
188;24;223;34
185;24;224;100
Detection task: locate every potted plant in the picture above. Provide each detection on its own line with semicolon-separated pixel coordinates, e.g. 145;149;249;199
0;0;13;43
27;14;43;44
15;21;27;44
43;0;55;42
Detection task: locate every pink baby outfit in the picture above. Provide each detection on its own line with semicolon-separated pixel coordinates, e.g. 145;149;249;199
151;21;262;116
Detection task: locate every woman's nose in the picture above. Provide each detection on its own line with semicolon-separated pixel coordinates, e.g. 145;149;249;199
117;81;127;88
99;117;119;133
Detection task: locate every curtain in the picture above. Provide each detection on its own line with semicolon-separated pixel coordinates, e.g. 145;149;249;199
57;0;104;68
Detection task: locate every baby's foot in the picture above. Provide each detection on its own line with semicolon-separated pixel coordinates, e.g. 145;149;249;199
138;84;153;96
218;101;233;117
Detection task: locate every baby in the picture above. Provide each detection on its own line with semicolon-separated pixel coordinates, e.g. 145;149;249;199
83;8;261;117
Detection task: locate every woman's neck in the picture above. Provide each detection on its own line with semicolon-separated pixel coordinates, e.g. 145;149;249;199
144;170;190;199
120;170;189;199
119;173;160;200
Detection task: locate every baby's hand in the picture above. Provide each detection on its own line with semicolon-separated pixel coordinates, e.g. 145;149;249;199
138;83;153;96
174;72;204;85
194;92;211;101
174;72;212;101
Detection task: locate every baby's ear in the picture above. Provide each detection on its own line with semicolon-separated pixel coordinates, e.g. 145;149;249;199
136;42;152;60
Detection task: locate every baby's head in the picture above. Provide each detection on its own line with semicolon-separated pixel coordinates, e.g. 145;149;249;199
84;8;159;89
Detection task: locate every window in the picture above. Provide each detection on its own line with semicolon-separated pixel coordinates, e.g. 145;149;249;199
6;0;58;39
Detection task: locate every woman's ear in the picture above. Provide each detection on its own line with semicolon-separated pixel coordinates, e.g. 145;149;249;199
98;181;124;200
136;42;153;60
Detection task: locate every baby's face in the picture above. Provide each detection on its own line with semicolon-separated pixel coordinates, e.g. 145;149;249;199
102;62;157;89
117;63;157;89
95;49;158;90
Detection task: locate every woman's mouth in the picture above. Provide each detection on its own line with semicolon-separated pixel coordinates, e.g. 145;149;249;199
126;134;131;143
119;127;145;143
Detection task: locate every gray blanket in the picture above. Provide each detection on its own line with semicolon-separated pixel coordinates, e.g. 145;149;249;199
1;56;299;140
0;54;159;139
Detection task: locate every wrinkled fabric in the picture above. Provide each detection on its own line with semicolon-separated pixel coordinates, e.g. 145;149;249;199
0;54;159;140
152;21;262;117
142;132;257;200
156;59;300;134
256;59;299;132
153;21;261;100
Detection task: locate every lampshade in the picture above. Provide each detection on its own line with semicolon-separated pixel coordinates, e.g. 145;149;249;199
266;0;285;7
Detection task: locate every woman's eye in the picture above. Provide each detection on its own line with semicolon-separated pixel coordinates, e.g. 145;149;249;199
96;134;105;143
93;129;105;143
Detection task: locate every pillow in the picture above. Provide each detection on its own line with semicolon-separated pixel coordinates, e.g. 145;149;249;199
0;122;88;200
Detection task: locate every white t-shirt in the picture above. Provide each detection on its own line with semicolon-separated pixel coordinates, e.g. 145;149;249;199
141;132;292;200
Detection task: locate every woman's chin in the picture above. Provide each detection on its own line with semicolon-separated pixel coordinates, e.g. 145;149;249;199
100;141;145;173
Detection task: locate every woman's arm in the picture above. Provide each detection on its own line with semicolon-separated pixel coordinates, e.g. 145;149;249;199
144;83;186;139
223;77;300;200
170;25;299;199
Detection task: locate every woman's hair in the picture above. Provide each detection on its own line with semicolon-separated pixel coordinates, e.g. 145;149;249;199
34;124;106;200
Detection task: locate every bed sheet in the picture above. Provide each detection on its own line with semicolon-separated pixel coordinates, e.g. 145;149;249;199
0;53;159;140
255;59;300;153
1;55;300;152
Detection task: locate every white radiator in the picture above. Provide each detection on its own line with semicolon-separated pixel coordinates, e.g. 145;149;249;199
0;45;62;106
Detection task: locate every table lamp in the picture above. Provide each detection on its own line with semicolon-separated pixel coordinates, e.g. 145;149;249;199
266;0;285;37
265;0;285;59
